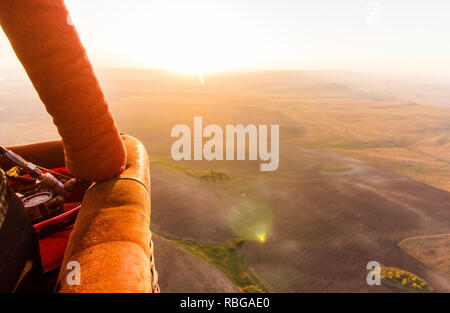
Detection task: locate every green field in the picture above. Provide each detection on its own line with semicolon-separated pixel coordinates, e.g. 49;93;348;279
169;237;269;293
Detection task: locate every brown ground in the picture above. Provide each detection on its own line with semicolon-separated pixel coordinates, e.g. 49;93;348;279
150;142;450;292
242;144;450;292
399;234;450;281
153;236;238;292
151;165;235;241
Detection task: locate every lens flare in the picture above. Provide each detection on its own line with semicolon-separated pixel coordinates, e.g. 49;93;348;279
228;195;273;242
258;234;267;243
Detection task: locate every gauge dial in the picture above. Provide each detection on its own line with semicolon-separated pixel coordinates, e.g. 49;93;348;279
22;192;52;207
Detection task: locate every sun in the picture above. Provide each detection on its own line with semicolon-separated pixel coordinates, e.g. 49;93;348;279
118;2;239;76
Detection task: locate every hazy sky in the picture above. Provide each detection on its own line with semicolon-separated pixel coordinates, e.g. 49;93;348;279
0;0;449;75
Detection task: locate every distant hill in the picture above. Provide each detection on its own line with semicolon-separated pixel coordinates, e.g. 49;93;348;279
95;68;450;107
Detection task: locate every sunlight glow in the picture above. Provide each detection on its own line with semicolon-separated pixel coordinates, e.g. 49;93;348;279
258;234;267;243
125;2;243;75
28;1;449;76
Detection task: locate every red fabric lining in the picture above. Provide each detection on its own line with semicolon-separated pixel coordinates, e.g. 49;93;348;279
39;228;73;273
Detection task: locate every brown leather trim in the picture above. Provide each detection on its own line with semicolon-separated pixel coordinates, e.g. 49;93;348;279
56;135;153;293
1;141;65;171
